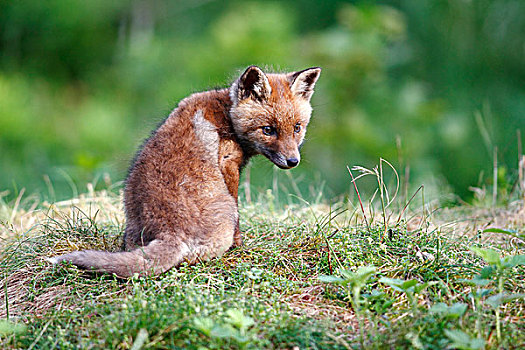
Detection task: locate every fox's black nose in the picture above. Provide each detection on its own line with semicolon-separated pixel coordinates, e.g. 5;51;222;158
286;158;299;167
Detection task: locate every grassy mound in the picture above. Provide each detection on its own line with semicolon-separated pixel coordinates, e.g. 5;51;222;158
0;185;524;349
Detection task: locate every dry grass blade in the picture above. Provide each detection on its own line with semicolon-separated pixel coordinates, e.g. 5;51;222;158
380;158;400;209
347;166;370;232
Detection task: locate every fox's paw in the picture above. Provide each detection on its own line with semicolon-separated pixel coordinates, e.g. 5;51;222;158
231;233;243;248
46;256;60;264
45;252;77;265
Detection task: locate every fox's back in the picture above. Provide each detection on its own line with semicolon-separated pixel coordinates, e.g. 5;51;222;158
123;89;237;249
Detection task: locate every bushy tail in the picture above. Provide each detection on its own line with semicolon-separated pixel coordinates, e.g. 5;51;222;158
47;239;184;278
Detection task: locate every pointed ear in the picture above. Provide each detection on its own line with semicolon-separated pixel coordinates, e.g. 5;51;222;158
235;66;272;102
289;67;321;101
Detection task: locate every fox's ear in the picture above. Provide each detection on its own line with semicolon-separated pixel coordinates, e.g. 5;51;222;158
235;66;272;102
289;67;321;101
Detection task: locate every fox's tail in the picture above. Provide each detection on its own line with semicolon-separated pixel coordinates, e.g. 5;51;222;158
47;239;185;278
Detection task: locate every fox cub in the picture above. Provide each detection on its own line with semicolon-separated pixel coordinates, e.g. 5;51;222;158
49;66;321;277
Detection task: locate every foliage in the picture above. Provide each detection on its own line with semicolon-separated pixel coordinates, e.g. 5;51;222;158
0;0;524;201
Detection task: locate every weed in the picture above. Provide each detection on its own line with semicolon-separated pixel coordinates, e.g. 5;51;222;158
319;265;376;348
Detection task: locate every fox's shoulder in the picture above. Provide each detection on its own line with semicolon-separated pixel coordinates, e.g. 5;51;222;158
160;88;232;132
177;88;231;116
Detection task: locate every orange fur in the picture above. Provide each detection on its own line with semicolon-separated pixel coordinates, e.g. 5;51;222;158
48;66;321;277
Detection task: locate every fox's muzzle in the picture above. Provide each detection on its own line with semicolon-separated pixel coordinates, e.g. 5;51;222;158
265;151;300;169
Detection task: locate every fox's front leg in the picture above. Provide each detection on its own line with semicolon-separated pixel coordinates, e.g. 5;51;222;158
233;220;243;247
221;158;243;247
219;139;245;247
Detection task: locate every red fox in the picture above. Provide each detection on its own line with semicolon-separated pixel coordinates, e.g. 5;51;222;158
48;65;321;277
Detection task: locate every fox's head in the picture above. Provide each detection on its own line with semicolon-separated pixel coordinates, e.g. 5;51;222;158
229;66;321;169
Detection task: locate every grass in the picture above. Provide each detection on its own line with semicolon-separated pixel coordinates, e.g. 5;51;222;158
0;173;524;349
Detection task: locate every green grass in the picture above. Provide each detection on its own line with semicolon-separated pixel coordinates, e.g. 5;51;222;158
0;184;524;349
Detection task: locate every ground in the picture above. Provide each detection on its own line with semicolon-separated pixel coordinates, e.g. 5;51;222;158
0;185;524;349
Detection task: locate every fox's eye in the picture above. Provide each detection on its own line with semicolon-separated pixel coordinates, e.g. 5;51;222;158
294;123;301;133
262;126;276;136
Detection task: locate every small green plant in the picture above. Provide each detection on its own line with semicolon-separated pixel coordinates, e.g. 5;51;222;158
0;320;27;337
430;303;485;349
379;277;437;315
319;265;376;348
193;309;255;349
469;247;525;343
458;273;492;339
443;329;485;350
429;302;468;319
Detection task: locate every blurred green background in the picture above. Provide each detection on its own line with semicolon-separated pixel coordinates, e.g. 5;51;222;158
1;0;524;202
